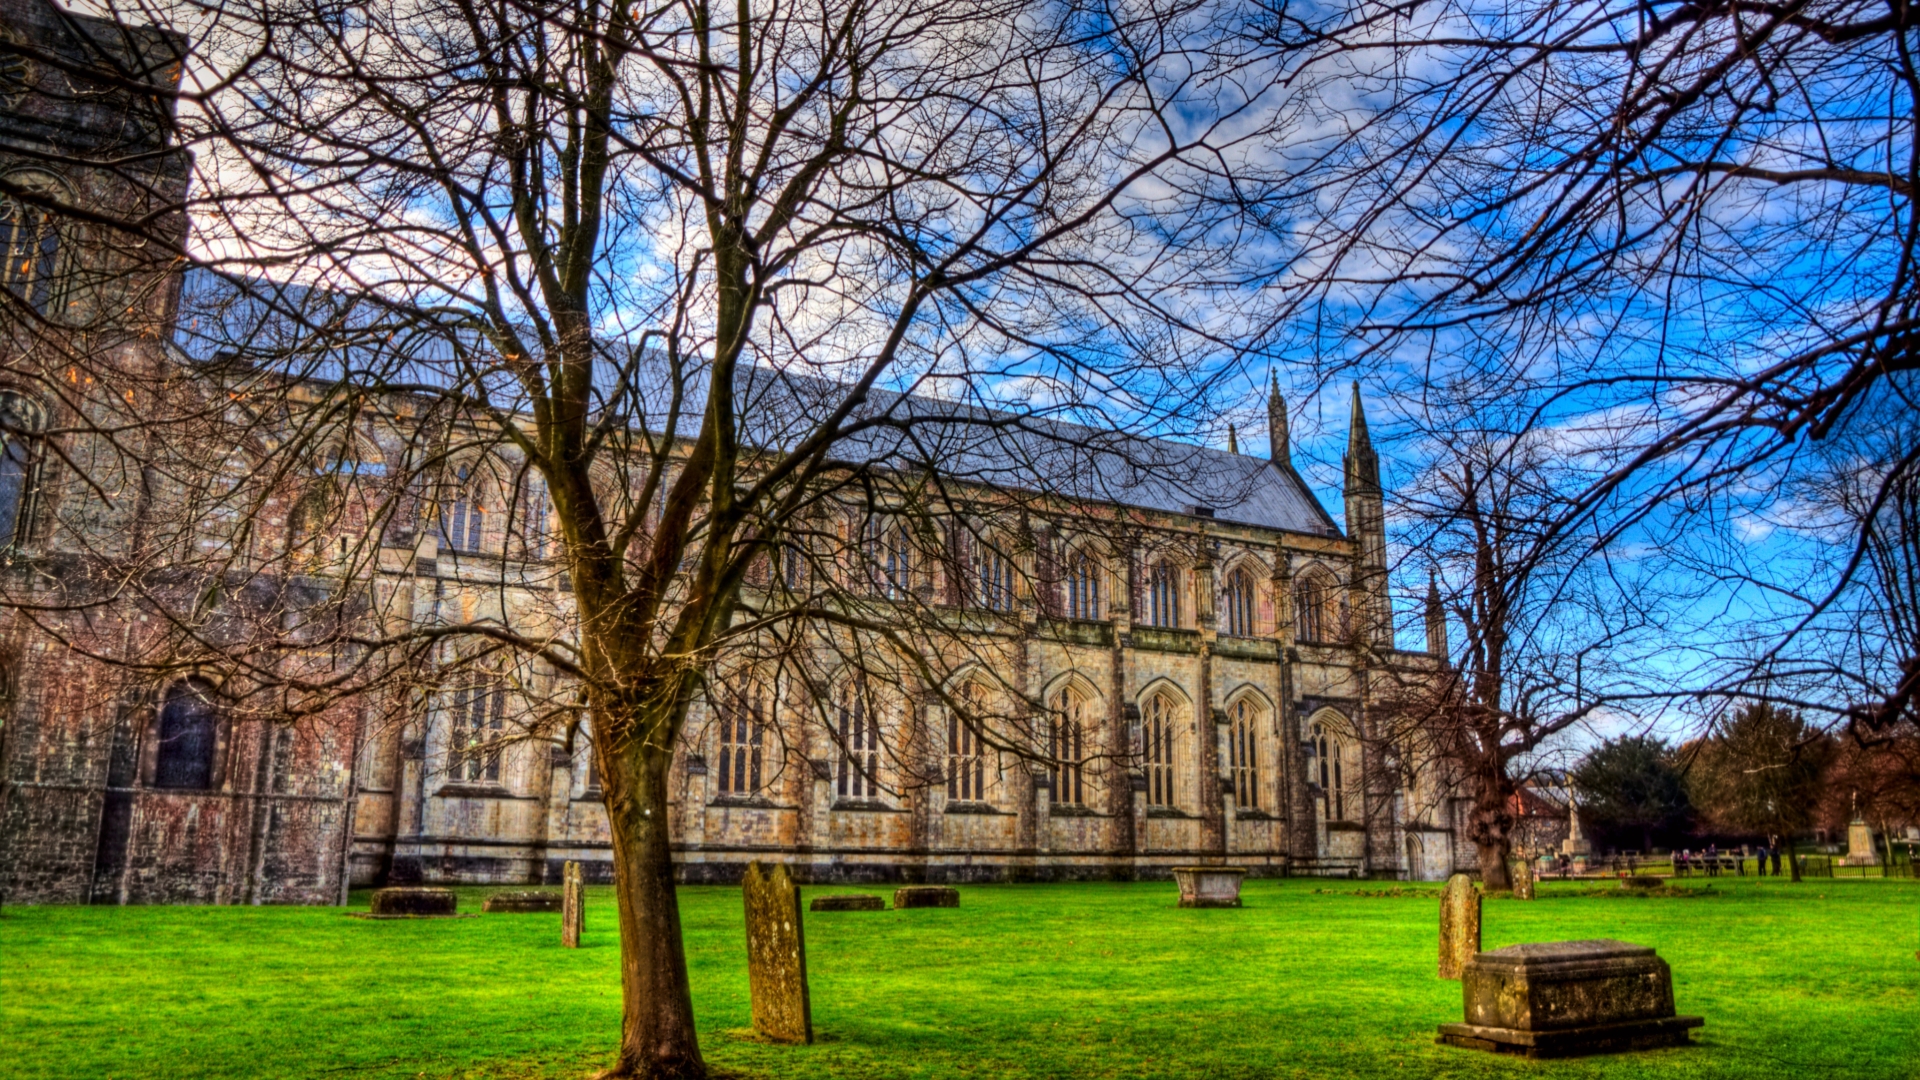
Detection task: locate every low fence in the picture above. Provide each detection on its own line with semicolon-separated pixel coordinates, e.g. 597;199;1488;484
1547;851;1916;880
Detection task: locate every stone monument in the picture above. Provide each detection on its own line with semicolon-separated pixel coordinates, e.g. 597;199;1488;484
1171;866;1248;908
809;894;886;912
893;885;960;909
369;887;459;917
1439;873;1481;980
562;860;585;948
1560;792;1592;861
1437;939;1703;1057
483;890;563;913
1840;797;1880;867
743;861;812;1044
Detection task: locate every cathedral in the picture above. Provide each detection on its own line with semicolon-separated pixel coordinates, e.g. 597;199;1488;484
0;0;1472;905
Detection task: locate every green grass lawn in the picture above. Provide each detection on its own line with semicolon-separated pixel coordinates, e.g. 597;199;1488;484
2;876;1914;1080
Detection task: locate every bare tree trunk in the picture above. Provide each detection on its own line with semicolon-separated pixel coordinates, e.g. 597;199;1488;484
1470;766;1514;891
600;725;705;1080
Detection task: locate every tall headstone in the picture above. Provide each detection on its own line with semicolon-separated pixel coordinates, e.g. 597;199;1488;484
743;861;812;1044
1439;873;1481;980
1512;859;1536;901
562;860;585;948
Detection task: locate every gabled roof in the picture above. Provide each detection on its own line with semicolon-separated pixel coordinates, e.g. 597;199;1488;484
172;268;1342;537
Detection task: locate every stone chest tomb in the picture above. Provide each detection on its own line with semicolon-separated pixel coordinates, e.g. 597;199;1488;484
1437;939;1702;1057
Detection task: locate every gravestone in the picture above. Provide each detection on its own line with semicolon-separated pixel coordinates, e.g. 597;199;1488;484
562;860;585;948
1438;874;1481;980
1171;866;1248;908
809;894;886;912
743;862;812;1044
370;887;458;916
893;885;960;909
483;890;564;913
1512;860;1535;901
1437;939;1703;1057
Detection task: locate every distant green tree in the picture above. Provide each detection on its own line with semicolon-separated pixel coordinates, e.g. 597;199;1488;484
1684;703;1834;882
1571;736;1691;852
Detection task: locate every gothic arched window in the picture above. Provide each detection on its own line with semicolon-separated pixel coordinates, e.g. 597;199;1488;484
1146;561;1182;628
947;682;988;801
1228;697;1261;810
837;681;881;800
1065;546;1103;621
718;686;766;796
975;539;1016;611
1295;569;1342;643
868;520;912;600
0;171;67;314
154;679;219;790
1223;567;1257;637
439;465;488;554
1311;719;1352;820
0;390;46;553
1050;687;1088;807
449;674;506;783
1143;692;1178;808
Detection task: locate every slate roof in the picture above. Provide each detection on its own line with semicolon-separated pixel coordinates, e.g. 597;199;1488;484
171;268;1342;537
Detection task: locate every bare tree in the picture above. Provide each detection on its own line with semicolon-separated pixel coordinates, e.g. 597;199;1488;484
2;0;1338;1074
1371;390;1661;889
1254;0;1920;739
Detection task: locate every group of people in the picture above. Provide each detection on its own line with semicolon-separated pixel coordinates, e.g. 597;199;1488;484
1674;843;1785;876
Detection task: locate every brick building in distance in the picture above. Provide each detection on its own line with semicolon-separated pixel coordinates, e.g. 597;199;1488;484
0;0;1473;905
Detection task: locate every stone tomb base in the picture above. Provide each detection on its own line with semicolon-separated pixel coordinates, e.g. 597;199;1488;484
1437;940;1702;1059
364;887;462;917
893;886;959;909
810;894;886;912
1170;866;1248;908
483;891;564;913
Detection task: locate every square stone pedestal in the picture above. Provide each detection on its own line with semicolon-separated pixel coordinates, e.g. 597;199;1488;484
1437;940;1702;1058
1170;866;1247;908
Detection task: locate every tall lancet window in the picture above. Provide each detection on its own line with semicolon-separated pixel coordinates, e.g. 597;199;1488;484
1228;698;1260;809
1065;547;1102;621
1147;562;1181;628
1223;567;1257;637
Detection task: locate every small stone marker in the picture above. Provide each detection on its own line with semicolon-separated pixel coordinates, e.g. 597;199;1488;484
370;887;458;916
562;860;585;948
1438;873;1481;980
1512;860;1535;901
1171;866;1249;908
482;890;563;913
893;885;960;909
743;862;812;1044
809;893;886;912
1436;939;1703;1057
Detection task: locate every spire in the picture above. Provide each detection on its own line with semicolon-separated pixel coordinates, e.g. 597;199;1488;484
1425;571;1449;658
1228;423;1239;455
1344;380;1378;494
1267;370;1290;470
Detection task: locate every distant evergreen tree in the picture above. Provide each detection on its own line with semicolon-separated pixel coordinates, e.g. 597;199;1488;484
1571;736;1691;851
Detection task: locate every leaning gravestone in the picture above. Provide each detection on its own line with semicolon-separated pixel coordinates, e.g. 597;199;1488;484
1438;873;1481;980
483;890;563;913
1437;939;1703;1057
562;860;585;948
743;862;812;1044
370;887;458;916
1512;860;1536;901
894;885;960;909
810;894;886;912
